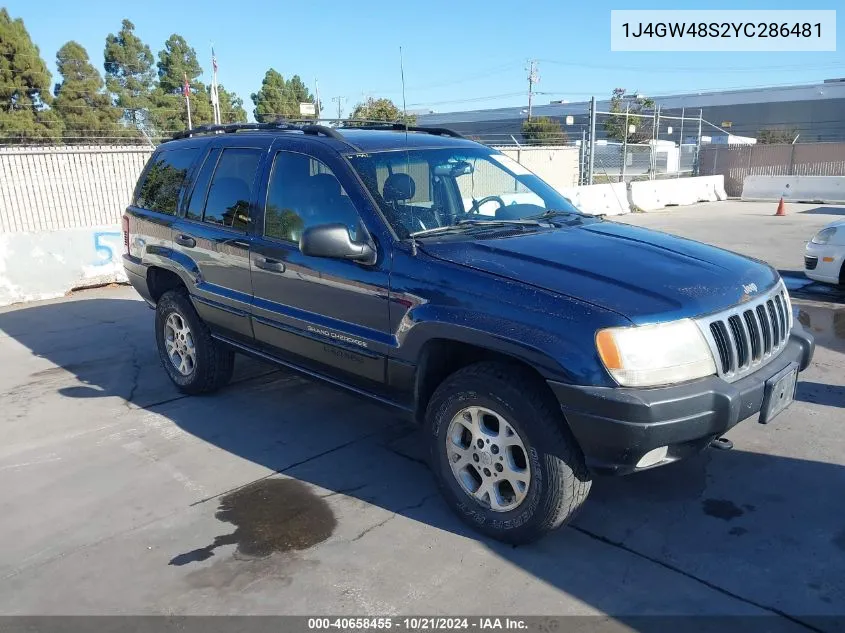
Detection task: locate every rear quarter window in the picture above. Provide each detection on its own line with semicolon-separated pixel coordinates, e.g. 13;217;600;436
134;148;199;215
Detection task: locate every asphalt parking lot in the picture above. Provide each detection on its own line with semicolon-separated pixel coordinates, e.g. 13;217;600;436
1;200;844;627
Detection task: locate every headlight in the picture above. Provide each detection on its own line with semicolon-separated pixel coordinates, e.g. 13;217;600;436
811;227;837;244
596;319;717;388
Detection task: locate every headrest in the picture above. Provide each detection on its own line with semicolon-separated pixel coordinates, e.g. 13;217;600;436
383;173;416;203
310;173;342;200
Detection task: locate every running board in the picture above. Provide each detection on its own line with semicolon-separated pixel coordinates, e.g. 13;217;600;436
211;333;413;413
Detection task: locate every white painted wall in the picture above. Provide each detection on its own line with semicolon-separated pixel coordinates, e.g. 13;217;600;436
0;225;126;306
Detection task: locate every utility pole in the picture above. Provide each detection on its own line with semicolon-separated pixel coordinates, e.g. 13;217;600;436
362;92;372;119
332;96;346;124
314;79;321;119
621;103;629;182
650;104;660;179
695;108;703;175
526;60;539;121
677;107;685;178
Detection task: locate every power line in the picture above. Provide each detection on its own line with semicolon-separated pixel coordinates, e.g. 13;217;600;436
538;58;845;74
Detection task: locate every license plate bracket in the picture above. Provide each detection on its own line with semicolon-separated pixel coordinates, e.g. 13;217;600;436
759;362;798;424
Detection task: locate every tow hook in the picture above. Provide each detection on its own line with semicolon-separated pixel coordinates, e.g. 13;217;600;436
710;436;734;450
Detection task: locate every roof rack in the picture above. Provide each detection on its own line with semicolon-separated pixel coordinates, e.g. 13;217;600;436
171;122;346;142
338;123;465;138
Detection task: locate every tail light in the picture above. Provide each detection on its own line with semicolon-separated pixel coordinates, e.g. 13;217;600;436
122;215;130;255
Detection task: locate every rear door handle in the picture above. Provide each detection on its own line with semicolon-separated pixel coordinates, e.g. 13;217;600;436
255;257;286;273
175;234;196;248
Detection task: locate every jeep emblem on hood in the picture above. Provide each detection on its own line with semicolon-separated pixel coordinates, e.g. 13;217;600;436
742;283;758;295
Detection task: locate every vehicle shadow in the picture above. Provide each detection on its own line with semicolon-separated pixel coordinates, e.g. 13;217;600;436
798;206;845;216
1;295;843;627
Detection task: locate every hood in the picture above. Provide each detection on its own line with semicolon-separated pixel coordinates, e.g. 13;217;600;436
422;222;780;323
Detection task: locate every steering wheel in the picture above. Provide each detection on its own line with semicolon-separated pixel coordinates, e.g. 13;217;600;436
466;195;506;215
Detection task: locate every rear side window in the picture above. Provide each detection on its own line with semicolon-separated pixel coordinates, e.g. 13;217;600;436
201;148;262;230
134;148;199;215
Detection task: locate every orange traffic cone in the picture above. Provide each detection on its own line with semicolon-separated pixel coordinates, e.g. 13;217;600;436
774;197;786;216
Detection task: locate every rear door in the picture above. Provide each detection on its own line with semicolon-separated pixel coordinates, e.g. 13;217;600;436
127;146;201;271
249;138;392;388
171;142;265;341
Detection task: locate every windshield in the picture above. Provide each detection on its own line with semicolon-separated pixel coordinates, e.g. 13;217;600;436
346;147;585;239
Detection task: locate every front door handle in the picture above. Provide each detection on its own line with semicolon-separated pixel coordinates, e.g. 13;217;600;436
255;257;286;273
175;234;196;248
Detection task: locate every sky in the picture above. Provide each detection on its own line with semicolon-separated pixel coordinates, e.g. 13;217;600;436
7;0;844;120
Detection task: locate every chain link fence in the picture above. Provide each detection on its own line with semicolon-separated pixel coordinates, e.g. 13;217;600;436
590;108;706;183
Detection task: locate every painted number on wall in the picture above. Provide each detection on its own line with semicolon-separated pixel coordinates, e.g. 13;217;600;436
92;231;123;266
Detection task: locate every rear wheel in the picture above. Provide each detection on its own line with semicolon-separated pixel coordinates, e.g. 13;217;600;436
427;361;591;544
155;290;234;394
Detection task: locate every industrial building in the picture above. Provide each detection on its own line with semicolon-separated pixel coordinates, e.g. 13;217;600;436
417;79;845;145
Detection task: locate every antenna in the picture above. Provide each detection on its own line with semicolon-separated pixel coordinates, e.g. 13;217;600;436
399;47;409;133
399;46;417;255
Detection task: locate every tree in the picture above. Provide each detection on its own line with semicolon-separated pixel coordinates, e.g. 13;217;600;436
757;128;799;144
0;8;62;143
251;69;316;122
206;84;247;123
603;88;655;143
347;97;416;126
149;34;211;134
521;117;567;145
104;19;156;130
54;41;121;144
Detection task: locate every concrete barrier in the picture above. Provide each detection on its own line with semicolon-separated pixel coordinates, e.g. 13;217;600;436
741;175;845;203
629;175;727;212
0;225;126;307
560;182;631;215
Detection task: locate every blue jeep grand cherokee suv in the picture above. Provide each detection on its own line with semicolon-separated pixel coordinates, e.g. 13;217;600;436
123;122;814;543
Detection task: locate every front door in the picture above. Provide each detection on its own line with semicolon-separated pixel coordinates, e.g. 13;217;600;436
172;145;264;341
249;143;392;387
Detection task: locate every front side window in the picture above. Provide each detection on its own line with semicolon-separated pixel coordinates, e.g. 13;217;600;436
202;148;262;230
134;148;199;215
264;151;361;244
347;147;582;238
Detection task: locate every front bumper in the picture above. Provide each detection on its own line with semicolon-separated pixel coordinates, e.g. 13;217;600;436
804;242;843;285
548;323;814;476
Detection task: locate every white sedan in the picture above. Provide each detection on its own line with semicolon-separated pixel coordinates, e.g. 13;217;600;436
805;219;845;285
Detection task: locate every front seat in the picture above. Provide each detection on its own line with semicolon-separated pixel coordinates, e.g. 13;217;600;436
307;173;360;239
383;173;423;232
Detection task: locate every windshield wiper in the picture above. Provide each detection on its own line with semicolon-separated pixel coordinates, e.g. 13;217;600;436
527;208;600;224
409;218;542;238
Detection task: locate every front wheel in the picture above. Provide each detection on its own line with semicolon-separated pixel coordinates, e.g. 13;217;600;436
155;290;234;395
427;362;591;544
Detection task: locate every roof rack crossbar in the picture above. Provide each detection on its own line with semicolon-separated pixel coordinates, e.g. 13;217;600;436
171;122;347;142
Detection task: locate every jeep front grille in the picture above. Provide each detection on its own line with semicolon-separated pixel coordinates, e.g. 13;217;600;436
696;283;792;382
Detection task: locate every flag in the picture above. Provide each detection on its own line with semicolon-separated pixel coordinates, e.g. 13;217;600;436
182;72;190;98
212;48;218;74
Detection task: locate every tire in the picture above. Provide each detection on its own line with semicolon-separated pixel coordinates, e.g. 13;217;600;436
427;361;591;544
155;289;235;395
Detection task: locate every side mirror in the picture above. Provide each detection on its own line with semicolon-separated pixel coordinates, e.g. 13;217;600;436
300;223;376;265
